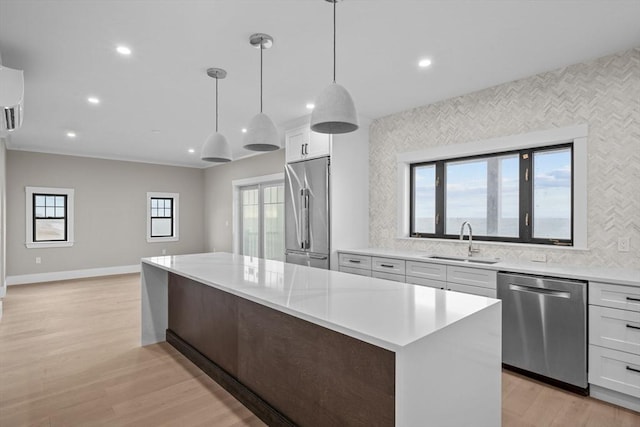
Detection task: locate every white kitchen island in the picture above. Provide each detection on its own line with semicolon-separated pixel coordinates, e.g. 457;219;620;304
141;252;501;427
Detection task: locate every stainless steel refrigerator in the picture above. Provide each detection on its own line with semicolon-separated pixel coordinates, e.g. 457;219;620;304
284;156;330;269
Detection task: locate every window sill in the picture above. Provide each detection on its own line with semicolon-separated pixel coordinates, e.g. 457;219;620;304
147;237;179;243
395;236;588;251
26;241;74;249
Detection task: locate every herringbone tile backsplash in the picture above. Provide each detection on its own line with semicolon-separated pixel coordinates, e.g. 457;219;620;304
369;48;640;269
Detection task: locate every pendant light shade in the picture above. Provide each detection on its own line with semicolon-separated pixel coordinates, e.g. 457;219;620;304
310;83;358;134
244;112;279;151
201;131;232;162
201;68;232;163
310;0;358;135
244;33;280;152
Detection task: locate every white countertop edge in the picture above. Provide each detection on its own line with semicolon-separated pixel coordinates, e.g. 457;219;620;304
141;256;500;352
338;248;640;287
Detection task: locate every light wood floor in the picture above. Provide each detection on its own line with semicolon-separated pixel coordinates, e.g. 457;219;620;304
1;275;639;427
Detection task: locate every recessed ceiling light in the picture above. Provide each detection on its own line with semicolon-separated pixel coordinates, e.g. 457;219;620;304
241;128;247;133
87;96;100;104
418;58;432;68
116;45;132;56
66;131;77;138
306;103;315;110
188;148;195;154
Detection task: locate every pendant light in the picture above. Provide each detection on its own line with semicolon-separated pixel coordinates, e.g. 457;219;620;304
201;68;232;162
310;0;358;134
243;33;280;151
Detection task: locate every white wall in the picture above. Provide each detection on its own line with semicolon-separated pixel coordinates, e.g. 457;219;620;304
0;139;6;298
369;48;640;268
204;149;286;253
6;151;206;278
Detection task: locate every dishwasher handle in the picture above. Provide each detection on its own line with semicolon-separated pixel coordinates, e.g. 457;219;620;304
509;283;571;299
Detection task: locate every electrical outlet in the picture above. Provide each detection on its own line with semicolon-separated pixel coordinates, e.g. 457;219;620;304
618;237;630;252
161;249;166;255
35;257;41;264
531;253;547;263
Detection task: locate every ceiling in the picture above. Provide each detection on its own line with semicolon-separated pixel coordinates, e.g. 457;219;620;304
1;0;639;168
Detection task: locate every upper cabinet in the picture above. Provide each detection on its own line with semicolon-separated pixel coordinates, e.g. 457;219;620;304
285;124;331;163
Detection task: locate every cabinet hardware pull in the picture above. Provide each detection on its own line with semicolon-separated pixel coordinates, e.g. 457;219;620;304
380;264;394;268
626;296;640;302
301;145;304;155
348;259;361;264
626;366;640;374
626;324;640;330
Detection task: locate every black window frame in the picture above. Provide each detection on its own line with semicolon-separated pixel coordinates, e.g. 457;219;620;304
150;197;174;238
410;143;574;246
32;193;68;242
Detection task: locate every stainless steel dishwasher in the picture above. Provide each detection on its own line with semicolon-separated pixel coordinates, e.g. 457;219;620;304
497;272;588;393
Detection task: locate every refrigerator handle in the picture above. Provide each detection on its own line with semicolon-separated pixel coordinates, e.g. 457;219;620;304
300;188;310;249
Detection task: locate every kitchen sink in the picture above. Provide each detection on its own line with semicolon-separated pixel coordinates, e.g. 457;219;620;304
423;255;500;265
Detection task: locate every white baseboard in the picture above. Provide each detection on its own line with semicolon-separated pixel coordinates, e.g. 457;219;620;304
5;264;141;286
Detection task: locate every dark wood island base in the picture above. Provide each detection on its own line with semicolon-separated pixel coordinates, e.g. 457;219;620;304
167;273;395;427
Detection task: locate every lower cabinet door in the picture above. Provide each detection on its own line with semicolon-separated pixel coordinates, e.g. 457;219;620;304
371;271;405;283
589;305;640;354
589;345;640;398
339;266;372;277
447;282;497;298
406;275;446;290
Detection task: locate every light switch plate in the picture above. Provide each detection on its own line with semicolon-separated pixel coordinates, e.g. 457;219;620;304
618;237;630;252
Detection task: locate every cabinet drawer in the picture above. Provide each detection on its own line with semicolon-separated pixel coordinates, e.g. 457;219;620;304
371;271;405;283
338;253;372;270
591;282;640;312
405;261;447;281
447;282;497;298
589;305;640;354
372;257;405;275
446;265;497;289
406;275;446;290
340;266;372;277
589;345;640;398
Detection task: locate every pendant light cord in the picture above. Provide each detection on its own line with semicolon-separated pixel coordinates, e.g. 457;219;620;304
333;0;336;83
260;38;264;113
215;76;219;132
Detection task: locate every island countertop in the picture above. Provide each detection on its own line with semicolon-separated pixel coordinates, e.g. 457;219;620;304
142;251;499;351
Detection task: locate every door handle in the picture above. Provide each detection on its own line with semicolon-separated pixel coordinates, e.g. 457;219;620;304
299;188;310;249
508;284;571;299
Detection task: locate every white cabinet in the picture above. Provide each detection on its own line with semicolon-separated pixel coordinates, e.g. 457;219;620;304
338;253;372;276
338;253;498;298
589;281;640;411
285;125;331;163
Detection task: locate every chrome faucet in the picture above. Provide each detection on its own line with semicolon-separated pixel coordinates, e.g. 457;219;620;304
459;221;480;257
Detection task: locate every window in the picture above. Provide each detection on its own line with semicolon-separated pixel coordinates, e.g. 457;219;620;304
233;173;285;262
147;192;179;242
25;186;74;248
410;143;573;245
239;182;285;261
